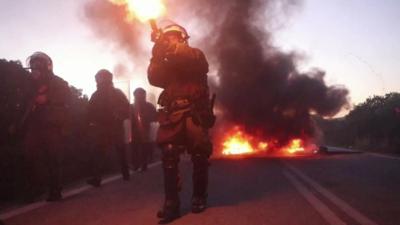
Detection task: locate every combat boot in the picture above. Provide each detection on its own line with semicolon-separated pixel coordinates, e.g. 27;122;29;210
122;171;130;181
22;186;44;203
157;199;180;224
46;189;62;202
192;195;207;213
86;177;101;187
191;153;209;213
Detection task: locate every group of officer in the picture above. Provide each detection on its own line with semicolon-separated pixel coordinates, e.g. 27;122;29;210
85;69;158;187
14;22;215;223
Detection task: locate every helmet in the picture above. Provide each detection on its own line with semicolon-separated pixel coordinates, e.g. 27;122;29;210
134;87;146;96
27;52;53;72
95;69;113;84
162;24;189;42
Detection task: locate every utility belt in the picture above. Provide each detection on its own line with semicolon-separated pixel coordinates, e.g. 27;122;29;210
158;95;216;128
158;97;192;126
167;97;191;112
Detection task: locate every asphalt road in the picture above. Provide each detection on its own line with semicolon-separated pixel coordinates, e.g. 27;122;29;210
1;152;400;225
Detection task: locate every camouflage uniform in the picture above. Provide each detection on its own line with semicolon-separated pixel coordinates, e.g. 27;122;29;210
148;40;215;218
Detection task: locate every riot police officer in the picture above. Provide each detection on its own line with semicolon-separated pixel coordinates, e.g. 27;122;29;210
86;69;130;187
21;52;71;201
131;87;157;172
148;23;215;223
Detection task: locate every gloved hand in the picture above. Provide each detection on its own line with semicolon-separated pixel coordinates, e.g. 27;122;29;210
152;40;170;59
164;43;194;67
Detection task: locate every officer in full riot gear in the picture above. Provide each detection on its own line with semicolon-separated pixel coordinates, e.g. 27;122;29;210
148;23;215;223
21;52;71;201
131;87;157;172
86;69;130;187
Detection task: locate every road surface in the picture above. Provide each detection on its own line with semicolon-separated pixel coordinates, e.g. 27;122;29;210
1;152;400;225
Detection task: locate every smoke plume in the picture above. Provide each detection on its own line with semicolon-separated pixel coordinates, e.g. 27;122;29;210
212;0;349;145
83;0;149;76
83;0;349;146
169;0;349;145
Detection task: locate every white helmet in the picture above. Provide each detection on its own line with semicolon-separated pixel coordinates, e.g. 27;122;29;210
162;24;190;42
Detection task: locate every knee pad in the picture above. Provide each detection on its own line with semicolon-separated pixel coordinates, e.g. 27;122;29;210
191;152;209;168
162;144;180;169
192;141;213;158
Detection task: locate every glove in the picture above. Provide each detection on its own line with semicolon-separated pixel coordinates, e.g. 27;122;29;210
152;40;169;59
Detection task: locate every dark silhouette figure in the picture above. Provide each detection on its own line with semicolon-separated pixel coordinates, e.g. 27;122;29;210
130;87;157;172
86;69;130;187
18;52;71;202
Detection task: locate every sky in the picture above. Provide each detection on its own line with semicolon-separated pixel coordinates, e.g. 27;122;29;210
0;0;399;107
274;0;400;105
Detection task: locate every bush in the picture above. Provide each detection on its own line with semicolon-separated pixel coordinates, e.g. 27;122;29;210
318;93;400;153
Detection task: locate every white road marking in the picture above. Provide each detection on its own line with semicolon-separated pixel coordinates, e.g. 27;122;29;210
283;171;346;225
284;163;378;225
0;202;48;221
325;146;362;153
366;153;400;160
0;161;162;220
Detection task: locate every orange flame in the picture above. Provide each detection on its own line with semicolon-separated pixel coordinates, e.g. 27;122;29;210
110;0;166;22
220;126;308;157
283;139;305;154
222;131;254;155
221;127;268;156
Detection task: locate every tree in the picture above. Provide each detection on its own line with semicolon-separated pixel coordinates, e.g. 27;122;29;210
318;92;400;153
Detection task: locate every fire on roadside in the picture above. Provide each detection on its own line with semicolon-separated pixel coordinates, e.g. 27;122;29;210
222;126;268;156
281;138;305;155
109;0;166;22
220;126;310;157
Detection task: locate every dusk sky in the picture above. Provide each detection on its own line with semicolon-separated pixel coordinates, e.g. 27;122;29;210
1;0;399;109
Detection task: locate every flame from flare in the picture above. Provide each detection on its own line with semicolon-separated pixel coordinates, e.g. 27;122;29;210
110;0;166;22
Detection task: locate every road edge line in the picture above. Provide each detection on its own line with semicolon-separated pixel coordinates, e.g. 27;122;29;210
0;161;162;220
284;163;378;225
366;153;400;160
283;171;346;225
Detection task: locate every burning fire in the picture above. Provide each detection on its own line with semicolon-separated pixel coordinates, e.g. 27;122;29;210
221;127;268;156
282;139;305;155
110;0;166;22
221;126;307;157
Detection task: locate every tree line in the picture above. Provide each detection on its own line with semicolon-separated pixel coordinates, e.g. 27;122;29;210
317;92;400;154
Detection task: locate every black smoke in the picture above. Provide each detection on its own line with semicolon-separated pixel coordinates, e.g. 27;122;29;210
83;0;350;146
211;0;349;145
170;0;349;145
